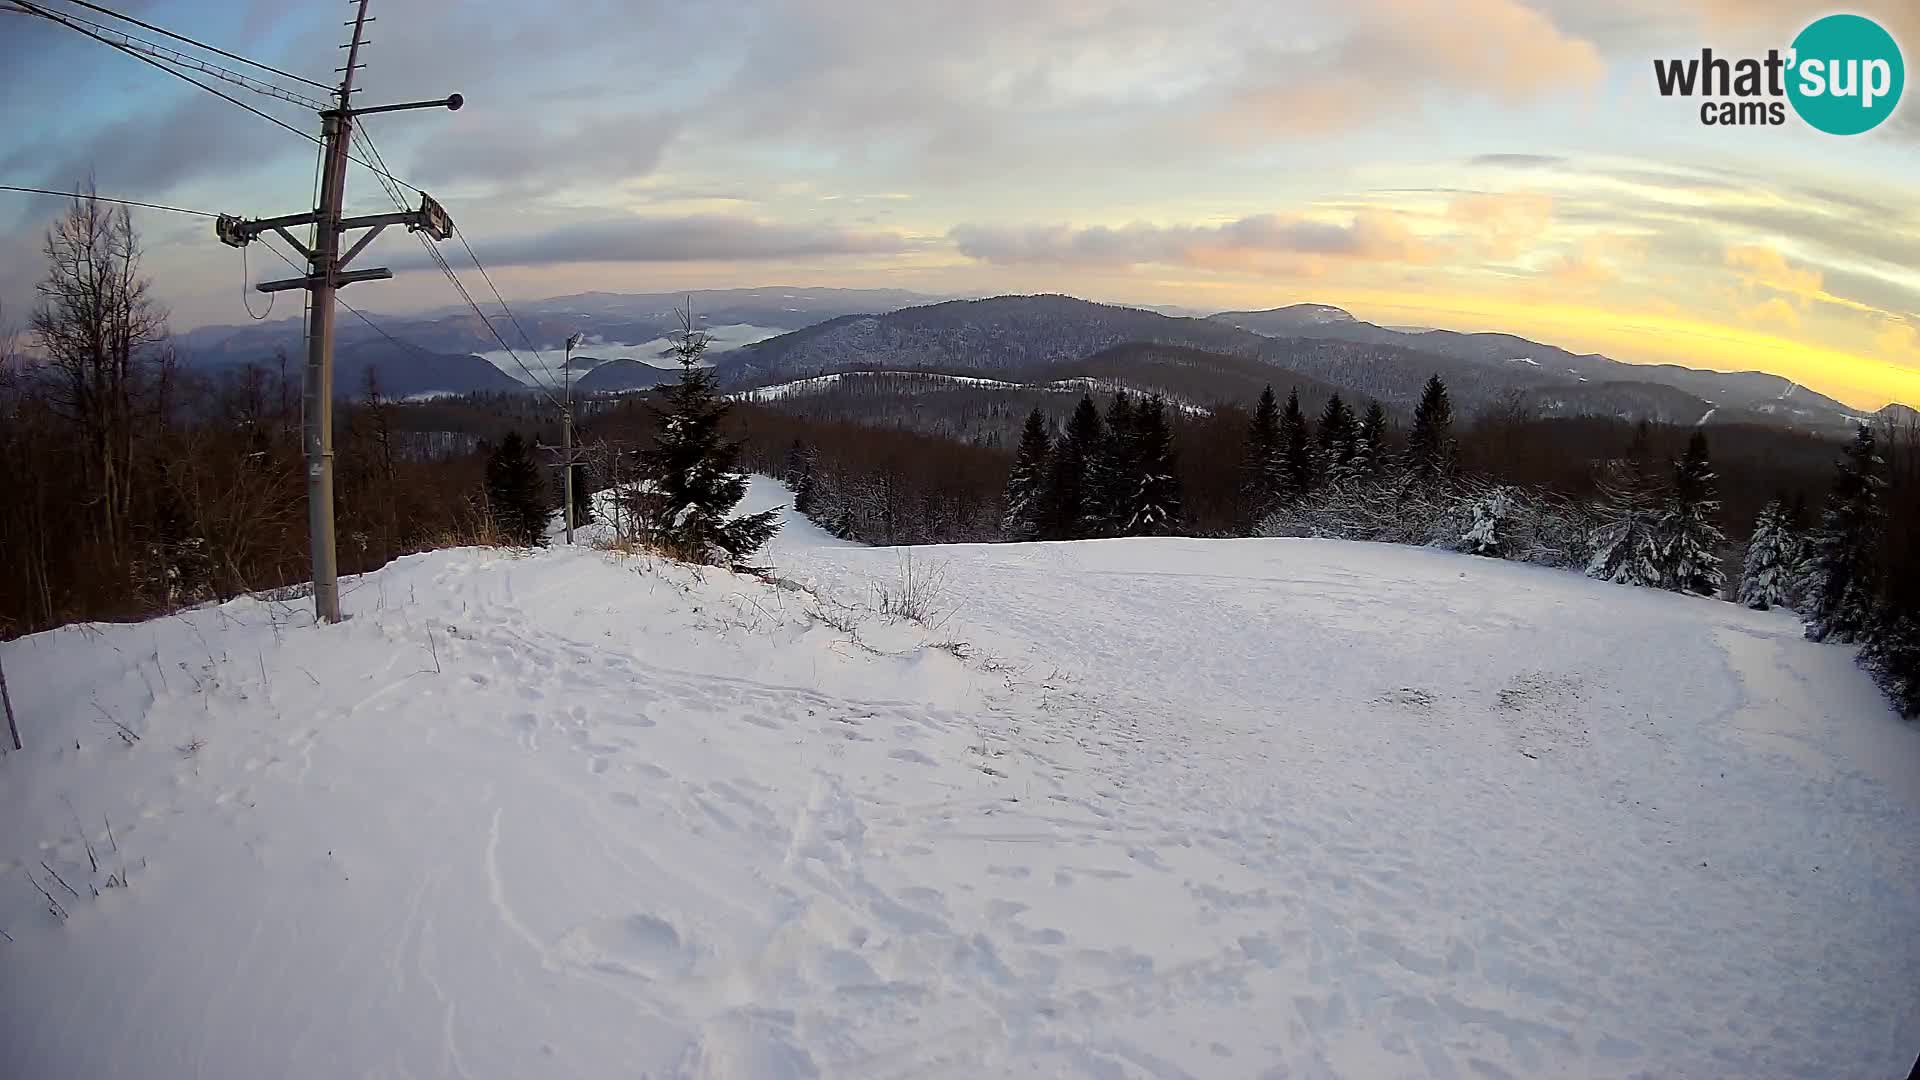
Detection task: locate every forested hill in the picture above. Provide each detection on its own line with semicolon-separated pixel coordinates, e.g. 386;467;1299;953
716;294;1863;433
715;294;1268;385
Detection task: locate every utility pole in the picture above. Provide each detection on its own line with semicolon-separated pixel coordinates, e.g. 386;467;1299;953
540;332;586;544
563;332;582;544
214;0;461;623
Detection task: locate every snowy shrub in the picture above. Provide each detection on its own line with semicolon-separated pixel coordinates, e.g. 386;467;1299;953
874;550;954;628
1459;487;1516;559
1258;476;1460;547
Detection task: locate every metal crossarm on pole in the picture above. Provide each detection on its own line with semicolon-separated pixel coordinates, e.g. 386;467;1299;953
204;0;462;624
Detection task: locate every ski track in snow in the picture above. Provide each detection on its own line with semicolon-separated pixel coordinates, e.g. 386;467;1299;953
2;477;1918;1079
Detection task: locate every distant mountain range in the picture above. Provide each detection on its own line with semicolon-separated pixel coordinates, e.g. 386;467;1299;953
1206;306;1863;431
719;295;1869;433
172;287;947;399
171;287;1894;435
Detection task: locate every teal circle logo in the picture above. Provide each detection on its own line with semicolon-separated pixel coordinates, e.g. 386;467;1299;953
1787;14;1904;135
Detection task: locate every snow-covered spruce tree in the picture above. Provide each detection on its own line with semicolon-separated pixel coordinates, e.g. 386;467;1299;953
1738;499;1795;610
1804;424;1885;643
1779;491;1819;610
1121;394;1181;536
1002;408;1051;540
1040;395;1103;540
1404;375;1456;486
1317;393;1359;487
1354;400;1389;482
1586;422;1665;588
1459;485;1516;558
783;439;818;517
629;317;779;565
1277;387;1316;504
484;431;550;546
1240;385;1284;532
1860;590;1920;718
1657;430;1726;597
1091;391;1140;537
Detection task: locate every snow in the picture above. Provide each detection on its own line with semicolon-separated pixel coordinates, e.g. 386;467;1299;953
4;476;1919;1079
1505;357;1540;366
1695;407;1717;426
734;372;1211;415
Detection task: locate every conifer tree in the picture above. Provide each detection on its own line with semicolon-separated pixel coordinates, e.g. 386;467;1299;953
1041;396;1104;540
1658;430;1726;596
1405;375;1456;486
485;431;550;546
1002;408;1052;540
1354;401;1389;481
783;439;819;516
1739;499;1795;610
1805;424;1885;643
1586;422;1664;587
629;314;779;564
1460;486;1515;558
1092;392;1140;536
1241;386;1284;530
1317;393;1358;487
1860;590;1920;718
570;463;595;526
1121;394;1181;535
1277;388;1315;503
1780;489;1818;607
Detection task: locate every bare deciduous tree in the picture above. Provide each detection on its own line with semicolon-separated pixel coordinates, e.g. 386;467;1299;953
28;182;173;561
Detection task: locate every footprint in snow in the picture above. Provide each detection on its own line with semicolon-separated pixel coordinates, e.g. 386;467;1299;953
561;913;693;980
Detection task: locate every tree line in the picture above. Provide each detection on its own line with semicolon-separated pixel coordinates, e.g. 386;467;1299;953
1241;375;1918;718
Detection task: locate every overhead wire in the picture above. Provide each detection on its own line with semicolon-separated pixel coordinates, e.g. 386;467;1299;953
6;0;416;193
0;183;217;217
41;0;332;91
240;244;274;320
14;0;555;410
351;124;564;408
258;238;436;365
4;2;329;111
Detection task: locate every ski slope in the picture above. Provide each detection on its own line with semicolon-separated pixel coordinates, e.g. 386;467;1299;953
3;477;1918;1079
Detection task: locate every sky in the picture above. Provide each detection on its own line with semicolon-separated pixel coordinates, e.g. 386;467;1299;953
1;0;1917;409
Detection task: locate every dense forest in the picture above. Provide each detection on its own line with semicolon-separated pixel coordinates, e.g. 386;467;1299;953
1;194;1914;716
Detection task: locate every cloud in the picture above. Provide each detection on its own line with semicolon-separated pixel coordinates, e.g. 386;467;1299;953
1221;0;1605;135
950;209;1431;269
1726;244;1824;303
1547;246;1621;288
1875;317;1919;361
410;112;682;189
1740;297;1802;331
1447;192;1553;259
398;214;913;269
0;89;292;195
1678;0;1918;44
1469;154;1569;168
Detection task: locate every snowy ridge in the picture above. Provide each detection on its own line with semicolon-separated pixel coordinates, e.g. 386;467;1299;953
730;370;1211;415
2;477;1918;1078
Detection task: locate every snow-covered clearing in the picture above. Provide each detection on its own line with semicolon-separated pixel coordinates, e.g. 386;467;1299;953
3;477;1918;1079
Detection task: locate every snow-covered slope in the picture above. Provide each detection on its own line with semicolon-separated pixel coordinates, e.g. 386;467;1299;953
4;479;1918;1079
